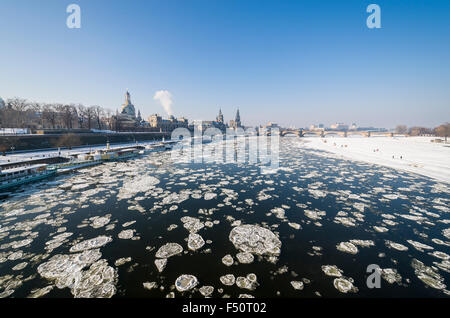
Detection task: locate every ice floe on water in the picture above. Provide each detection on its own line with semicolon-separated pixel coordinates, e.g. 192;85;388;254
69;236;112;253
336;242;359;255
143;281;157;290
411;259;447;290
181;217;204;233
236;274;258;290
290;281;304;290
114;257;132;267
118;175;160;200
187;233;205;251
407;240;434;252
222;254;234;266
204;192;217;200
155;243;183;258
322;265;343;277
0;138;449;298
162;192;189;205
199;285;214;297
385;241;409;251
175;274;198;292
37;249;117;298
379;268;402;285
220;274;236;286
154;259;167;273
229;224;281;256
236;252;254;264
333;277;358;294
118;229;135;240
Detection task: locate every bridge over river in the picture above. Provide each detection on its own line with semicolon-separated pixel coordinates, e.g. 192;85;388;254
273;129;403;138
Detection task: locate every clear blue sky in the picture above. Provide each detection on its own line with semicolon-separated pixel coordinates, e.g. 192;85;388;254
0;0;449;128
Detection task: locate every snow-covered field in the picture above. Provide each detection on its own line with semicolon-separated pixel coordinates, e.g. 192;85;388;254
302;136;450;184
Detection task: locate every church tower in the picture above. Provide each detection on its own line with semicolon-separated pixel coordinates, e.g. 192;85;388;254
235;108;241;127
216;108;224;123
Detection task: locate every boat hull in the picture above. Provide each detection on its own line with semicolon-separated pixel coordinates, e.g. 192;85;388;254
0;170;57;192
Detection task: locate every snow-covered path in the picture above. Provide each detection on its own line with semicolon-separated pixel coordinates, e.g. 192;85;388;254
302;136;450;184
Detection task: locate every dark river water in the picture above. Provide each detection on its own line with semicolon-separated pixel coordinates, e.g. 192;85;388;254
0;137;449;298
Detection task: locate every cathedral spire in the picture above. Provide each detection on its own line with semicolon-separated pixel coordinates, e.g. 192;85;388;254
217;108;224;123
137;110;142;121
235;108;240;122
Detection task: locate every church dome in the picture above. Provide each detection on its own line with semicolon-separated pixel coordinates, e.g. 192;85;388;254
120;90;136;117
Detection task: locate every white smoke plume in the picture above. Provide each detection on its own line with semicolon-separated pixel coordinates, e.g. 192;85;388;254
153;90;173;116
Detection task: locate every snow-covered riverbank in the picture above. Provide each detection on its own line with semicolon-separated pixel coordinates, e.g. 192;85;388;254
302;136;450;184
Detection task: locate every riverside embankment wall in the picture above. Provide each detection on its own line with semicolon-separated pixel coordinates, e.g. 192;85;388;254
0;132;172;152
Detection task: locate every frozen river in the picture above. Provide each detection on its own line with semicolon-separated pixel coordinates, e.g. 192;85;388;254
0;137;449;298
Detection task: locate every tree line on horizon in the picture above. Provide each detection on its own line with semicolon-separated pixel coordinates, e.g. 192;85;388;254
0;97;116;131
395;124;449;140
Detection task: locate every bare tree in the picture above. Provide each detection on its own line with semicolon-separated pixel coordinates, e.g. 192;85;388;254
93;105;103;130
7;97;29;112
62;105;74;129
408;126;432;136
53;104;66;128
76;104;86;128
0;96;133;132
104;109;113;130
434;123;450;142
86;106;95;130
395;125;408;134
6;97;29;128
28;102;42;129
42;104;57;129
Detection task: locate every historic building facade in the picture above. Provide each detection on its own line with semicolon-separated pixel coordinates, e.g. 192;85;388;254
148;114;188;131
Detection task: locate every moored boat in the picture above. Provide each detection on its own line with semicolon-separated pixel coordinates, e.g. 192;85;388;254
95;147;141;161
0;164;57;191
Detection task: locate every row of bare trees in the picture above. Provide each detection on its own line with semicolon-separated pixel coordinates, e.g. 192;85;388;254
0;97;117;131
395;123;450;140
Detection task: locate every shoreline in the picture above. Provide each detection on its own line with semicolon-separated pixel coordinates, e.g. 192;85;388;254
300;136;450;185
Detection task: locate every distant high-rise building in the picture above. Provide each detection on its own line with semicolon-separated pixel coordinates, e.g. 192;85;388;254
0;97;5;109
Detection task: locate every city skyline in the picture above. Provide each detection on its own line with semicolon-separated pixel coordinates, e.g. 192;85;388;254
1;0;449;128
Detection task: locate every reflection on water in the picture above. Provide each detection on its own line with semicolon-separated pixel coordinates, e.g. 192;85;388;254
0;138;449;298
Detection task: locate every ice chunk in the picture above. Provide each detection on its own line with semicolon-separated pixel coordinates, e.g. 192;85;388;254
229;224;281;256
69;236;112;253
188;233;205;251
321;265;343;277
175;274;198;292
336;242;359;255
236;252;254;264
290;281;304;290
220;274;236;286
333;277;358;293
155;243;183;258
222;254;234;266
154;258;167;272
